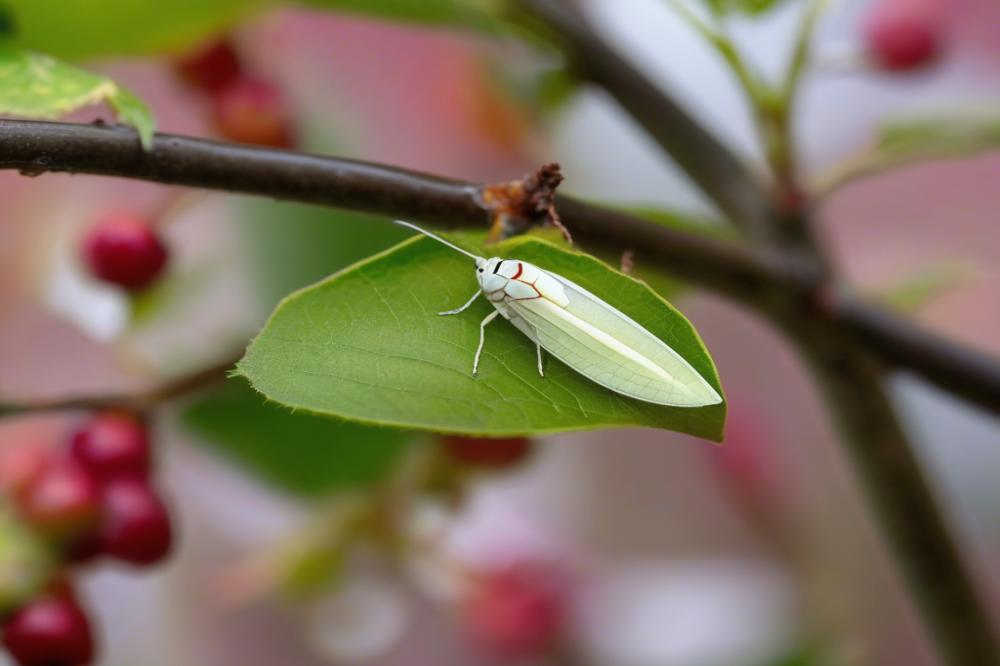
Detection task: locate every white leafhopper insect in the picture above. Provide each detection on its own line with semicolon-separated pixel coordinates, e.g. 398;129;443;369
395;220;722;408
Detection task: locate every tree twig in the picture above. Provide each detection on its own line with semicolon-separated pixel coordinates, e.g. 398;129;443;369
0;119;996;415
503;5;1000;665
0;353;240;417
0;118;998;665
788;323;1000;666
511;0;776;240
0;119;797;299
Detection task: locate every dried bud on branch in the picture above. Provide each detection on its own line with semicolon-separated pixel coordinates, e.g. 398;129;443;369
479;163;572;244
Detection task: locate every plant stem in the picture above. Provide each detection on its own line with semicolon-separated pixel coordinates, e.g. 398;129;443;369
0;353;239;417
790;325;1000;666
0;119;997;415
510;4;1000;665
512;0;776;240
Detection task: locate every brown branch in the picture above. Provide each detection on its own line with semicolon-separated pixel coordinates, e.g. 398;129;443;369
0;119;796;301
788;323;1000;666
504;5;1000;664
0;119;996;414
512;0;775;240
831;296;1000;412
0;353;240;417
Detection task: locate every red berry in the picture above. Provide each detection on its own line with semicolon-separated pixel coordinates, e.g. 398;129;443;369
175;38;242;93
462;563;569;658
2;593;94;666
212;77;295;148
863;1;942;72
82;212;168;291
442;436;533;469
0;442;54;500
18;460;100;540
70;411;150;481
99;478;172;566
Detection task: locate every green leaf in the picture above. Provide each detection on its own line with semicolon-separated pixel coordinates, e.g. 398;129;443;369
0;47;155;148
0;509;54;615
821;110;1000;192
182;379;412;497
0;5;15;39
237;233;726;440
238;200;412;312
300;0;504;29
3;0;265;60
875;261;975;314
702;0;789;15
586;204;734;301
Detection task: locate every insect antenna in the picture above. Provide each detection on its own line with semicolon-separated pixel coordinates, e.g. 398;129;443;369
394;220;484;263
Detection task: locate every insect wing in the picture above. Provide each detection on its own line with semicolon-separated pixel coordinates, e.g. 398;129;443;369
507;269;722;407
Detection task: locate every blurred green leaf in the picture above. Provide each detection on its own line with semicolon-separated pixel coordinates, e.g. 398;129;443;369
822;110;1000;193
0;5;15;39
876;261;975;314
878;114;1000;153
0;509;54;615
622;205;735;238
482;55;581;117
0;47;154;147
237;233;726;440
4;0;265;59
590;204;733;302
300;0;504;29
702;0;789;15
182;379;412;497
238;201;412;313
764;643;830;666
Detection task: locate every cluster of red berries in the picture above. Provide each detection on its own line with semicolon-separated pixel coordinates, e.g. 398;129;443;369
0;412;172;666
176;38;296;149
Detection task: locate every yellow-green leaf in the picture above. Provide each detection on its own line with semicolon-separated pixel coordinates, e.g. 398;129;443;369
0;47;154;148
300;0;504;29
3;0;266;60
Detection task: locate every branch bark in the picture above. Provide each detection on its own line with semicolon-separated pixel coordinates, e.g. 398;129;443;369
0;116;997;665
0;119;995;414
787;319;1000;666
0;119;794;300
0;353;240;417
504;4;1000;665
512;0;776;240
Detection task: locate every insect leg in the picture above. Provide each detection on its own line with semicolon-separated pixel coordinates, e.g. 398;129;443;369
536;342;545;377
438;290;481;316
472;310;500;376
